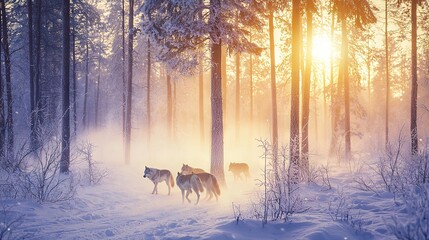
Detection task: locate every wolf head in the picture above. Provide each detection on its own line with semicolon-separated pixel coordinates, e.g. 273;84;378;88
143;166;150;178
181;164;189;173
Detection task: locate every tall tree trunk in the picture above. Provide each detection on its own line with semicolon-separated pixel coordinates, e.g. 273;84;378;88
173;81;177;140
221;45;227;128
198;53;204;142
385;0;389;147
235;52;240;140
1;0;14;159
29;0;37;150
290;0;301;183
122;0;126;146
125;0;134;164
268;4;278;174
0;13;4;160
95;57;100;127
302;4;313;180
35;0;42;128
72;1;77;136
329;0;339;158
209;0;225;185
342;13;351;160
410;0;418;155
249;40;253;130
167;74;172;139
146;38;151;146
60;0;71;173
83;40;89;129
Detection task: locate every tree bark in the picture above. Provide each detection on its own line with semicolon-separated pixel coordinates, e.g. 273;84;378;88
60;0;71;173
385;0;389;147
198;53;204;142
235;52;240;140
95;57;100;127
342;11;351;160
290;0;301;183
1;0;14;159
0;11;4;159
410;0;418;155
72;1;77;136
209;0;225;185
268;4;278;175
125;0;134;164
83;40;89;129
29;0;37;150
146;38;151;145
167;74;172;139
302;4;313;180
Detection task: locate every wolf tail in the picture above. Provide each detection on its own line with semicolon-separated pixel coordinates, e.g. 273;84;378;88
212;176;221;196
193;175;204;193
170;174;175;188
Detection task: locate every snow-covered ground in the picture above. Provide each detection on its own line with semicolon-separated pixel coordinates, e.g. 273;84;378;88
1;153;406;240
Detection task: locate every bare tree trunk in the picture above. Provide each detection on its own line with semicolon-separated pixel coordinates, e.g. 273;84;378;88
0;14;4;160
1;0;14;159
167;74;172;139
198;53;204;142
385;0;389;147
302;4;313;180
268;4;278;174
29;0;37;150
410;0;418;155
173;81;177;141
342;12;351;160
124;0;134;164
72;1;77;136
146;38;151;146
290;0;301;183
329;0;339;158
83;40;89;129
221;45;227;128
235;51;240;140
95;57;100;127
35;0;42;128
122;0;126;146
209;0;225;185
60;0;71;173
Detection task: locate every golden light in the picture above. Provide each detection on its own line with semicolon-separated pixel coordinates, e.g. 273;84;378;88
312;33;332;64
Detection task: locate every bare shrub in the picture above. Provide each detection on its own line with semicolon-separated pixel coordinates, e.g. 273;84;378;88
232;202;244;225
388;184;429;240
77;142;107;186
17;138;76;203
319;164;332;190
253;140;309;227
328;188;352;221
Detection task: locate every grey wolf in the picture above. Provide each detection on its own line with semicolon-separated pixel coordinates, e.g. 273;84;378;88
229;162;251;181
143;166;174;195
181;164;205;174
176;172;204;205
194;172;221;201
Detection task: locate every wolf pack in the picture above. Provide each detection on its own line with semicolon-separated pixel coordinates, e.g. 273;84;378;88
143;163;250;205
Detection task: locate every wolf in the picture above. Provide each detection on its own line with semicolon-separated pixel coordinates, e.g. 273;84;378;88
176;172;204;205
194;172;221;201
229;162;251;181
181;164;205;174
143;166;174;195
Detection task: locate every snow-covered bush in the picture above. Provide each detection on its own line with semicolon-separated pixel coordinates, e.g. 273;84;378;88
388;184;429;240
328;189;352;221
253;140;309;226
77;142;107;186
17;138;76;203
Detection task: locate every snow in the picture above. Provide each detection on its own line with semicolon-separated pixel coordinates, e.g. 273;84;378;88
0;137;408;240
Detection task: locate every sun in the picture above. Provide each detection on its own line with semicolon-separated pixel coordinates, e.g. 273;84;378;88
312;33;332;64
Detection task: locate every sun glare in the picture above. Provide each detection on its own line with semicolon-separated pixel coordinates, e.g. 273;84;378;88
312;33;332;64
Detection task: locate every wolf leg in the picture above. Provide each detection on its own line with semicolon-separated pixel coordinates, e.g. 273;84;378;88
181;189;185;203
185;190;192;203
195;191;200;205
152;183;158;194
166;181;170;195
